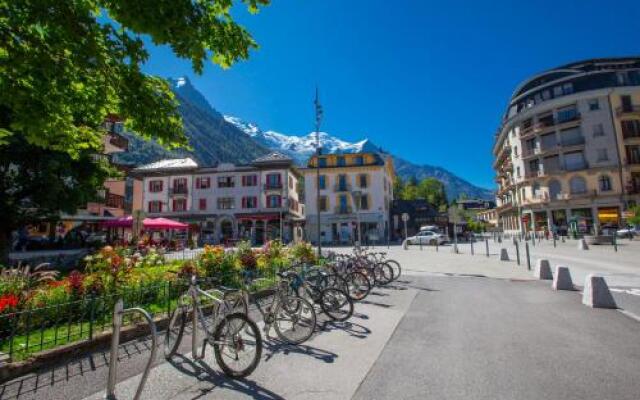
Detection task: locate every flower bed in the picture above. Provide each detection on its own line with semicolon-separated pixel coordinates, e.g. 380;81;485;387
0;240;316;362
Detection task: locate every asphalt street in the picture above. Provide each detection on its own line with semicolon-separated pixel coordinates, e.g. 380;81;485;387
353;276;640;400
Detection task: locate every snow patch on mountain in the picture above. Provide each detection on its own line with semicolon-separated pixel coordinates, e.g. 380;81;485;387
224;115;374;164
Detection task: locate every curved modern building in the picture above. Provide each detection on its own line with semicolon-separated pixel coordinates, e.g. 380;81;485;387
493;57;640;235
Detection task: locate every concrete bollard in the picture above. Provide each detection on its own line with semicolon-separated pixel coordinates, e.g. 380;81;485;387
582;274;617;309
553;266;574;290
534;259;553;280
578;238;589;250
451;244;459;254
402;239;408;250
500;248;510;261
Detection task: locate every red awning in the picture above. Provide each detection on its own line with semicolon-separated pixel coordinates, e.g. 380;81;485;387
143;217;188;230
102;216;133;228
101;216;188;230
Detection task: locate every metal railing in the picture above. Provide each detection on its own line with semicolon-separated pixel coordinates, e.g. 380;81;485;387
616;105;640;116
169;187;189;196
333;183;351;192
0;269;277;363
560;136;585;147
106;299;157;400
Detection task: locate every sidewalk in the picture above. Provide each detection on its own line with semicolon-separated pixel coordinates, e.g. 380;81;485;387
79;283;417;400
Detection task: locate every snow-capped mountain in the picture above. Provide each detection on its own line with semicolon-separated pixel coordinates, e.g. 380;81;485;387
224;115;494;200
121;76;493;200
224;116;380;165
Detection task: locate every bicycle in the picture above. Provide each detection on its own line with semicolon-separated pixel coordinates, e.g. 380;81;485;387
225;271;318;345
286;266;354;322
164;275;263;378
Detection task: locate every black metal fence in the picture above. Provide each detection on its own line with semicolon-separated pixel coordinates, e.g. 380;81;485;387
0;270;276;363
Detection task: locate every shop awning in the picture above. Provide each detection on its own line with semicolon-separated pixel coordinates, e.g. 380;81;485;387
143;217;188;230
102;216;188;230
236;213;281;222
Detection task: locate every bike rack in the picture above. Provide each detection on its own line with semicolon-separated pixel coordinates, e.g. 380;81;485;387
105;299;158;400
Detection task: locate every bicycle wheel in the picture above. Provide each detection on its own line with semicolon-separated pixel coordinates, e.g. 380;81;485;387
213;312;262;379
274;296;317;345
164;305;187;358
345;271;371;301
374;262;393;286
385;259;402;281
320;288;353;322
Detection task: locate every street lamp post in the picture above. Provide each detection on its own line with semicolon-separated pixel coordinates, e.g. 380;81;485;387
351;190;362;248
314;88;323;256
451;203;459;254
280;197;289;243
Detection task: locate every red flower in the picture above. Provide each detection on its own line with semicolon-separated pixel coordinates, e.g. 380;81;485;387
0;294;19;313
68;270;84;295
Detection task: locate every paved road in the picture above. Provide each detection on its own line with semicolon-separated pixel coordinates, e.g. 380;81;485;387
354;276;640;400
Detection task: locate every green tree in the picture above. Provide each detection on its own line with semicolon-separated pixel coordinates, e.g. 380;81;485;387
416;177;448;210
628;205;640;226
0;0;269;262
0;136;111;261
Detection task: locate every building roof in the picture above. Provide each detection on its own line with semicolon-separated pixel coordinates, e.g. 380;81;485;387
252;152;293;165
134;158;198;172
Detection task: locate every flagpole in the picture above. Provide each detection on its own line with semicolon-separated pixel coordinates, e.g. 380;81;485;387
314;87;322;257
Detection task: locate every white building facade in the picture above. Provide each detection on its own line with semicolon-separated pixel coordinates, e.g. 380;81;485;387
493;57;640;236
134;153;304;245
302;152;394;245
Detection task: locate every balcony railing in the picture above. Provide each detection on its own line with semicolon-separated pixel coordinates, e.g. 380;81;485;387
169;187;189;196
263;183;283;190
626;158;640;165
334;205;353;214
622;130;640;140
534;119;555;132
616;105;640;116
564;162;589;172
560;136;585;147
334;182;352;192
556;112;581;125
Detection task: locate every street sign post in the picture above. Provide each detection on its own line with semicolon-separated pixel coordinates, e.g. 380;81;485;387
401;213;409;240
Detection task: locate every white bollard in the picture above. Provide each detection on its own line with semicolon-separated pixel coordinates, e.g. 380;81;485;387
553;266;574;290
402;239;409;250
582;274;617;309
578;238;589;250
500;248;509;261
534;259;553;280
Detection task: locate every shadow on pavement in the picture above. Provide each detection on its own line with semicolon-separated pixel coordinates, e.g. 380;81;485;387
320;321;372;340
0;336;156;400
262;339;338;364
168;354;285;400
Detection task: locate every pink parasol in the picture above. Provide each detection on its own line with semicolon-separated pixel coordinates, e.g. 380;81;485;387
143;217;188;230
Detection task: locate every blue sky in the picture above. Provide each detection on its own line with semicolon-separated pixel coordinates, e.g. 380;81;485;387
141;0;640;189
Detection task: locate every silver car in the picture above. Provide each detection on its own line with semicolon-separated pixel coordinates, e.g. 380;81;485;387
407;230;447;245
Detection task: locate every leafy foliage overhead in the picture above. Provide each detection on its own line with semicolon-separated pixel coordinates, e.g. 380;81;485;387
0;0;270;158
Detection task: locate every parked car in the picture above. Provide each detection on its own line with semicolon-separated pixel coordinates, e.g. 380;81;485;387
406;230;447;245
616;226;638;239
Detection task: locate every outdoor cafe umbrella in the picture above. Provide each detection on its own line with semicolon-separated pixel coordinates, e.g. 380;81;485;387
101;216;188;230
142;217;188;230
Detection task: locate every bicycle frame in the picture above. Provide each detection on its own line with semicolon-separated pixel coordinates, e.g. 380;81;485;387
177;278;232;359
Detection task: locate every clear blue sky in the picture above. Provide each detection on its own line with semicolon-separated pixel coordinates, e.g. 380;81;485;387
141;0;640;189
